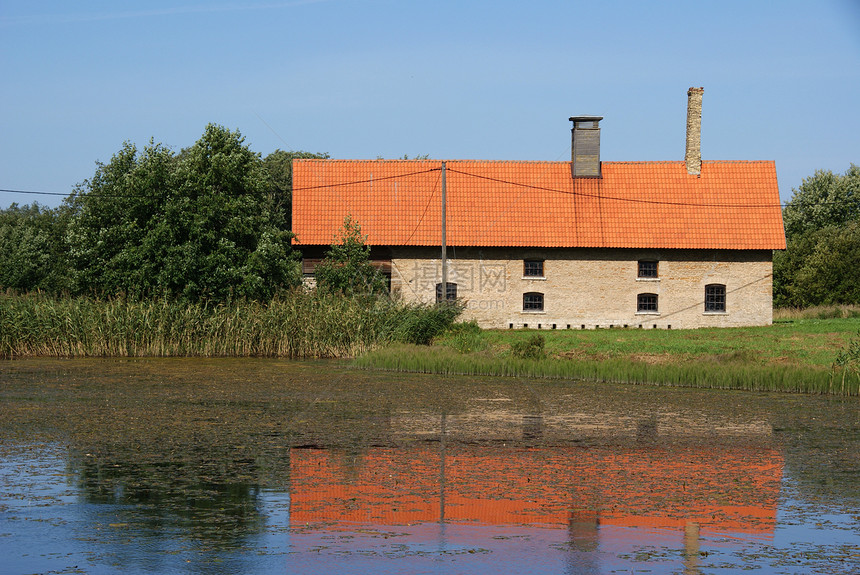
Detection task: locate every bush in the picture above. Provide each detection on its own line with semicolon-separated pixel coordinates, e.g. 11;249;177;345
387;302;463;346
446;321;487;354
511;333;546;360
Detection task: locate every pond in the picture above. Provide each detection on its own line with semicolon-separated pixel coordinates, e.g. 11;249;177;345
1;358;858;574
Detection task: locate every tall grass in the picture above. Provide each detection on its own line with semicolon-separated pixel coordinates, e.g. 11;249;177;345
0;291;460;359
355;344;858;396
774;304;860;320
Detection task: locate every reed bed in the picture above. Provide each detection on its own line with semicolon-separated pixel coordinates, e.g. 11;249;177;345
0;292;459;359
355;344;859;396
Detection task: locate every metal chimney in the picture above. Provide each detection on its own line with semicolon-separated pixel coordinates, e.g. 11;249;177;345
685;87;704;175
569;116;603;177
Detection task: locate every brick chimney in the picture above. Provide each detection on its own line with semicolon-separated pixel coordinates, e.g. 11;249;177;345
570;116;603;177
685;87;704;176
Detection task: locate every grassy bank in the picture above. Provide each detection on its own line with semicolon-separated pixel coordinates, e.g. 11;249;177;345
355;316;860;395
0;292;459;359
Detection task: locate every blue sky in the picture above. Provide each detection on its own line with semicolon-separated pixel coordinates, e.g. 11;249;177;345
1;0;858;208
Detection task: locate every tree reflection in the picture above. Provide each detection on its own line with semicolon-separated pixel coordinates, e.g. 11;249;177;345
69;451;268;547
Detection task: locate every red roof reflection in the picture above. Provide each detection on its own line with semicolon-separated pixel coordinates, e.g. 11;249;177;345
290;444;781;536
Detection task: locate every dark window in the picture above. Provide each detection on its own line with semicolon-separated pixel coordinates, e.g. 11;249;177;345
638;260;658;278
436;282;457;303
705;284;726;312
302;258;322;278
637;293;658;312
523;292;544;311
524;260;544;277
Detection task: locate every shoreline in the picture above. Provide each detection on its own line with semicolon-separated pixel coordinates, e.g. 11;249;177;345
355;317;860;396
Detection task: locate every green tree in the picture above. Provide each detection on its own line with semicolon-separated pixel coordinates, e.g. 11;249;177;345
0;203;71;293
314;215;387;296
65;139;175;296
782;164;860;239
774;221;860;307
262;149;329;230
66;124;301;302
774;164;860;307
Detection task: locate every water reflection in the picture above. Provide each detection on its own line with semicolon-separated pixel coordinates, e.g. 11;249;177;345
287;404;783;574
288;444;781;534
1;358;858;574
71;454;266;546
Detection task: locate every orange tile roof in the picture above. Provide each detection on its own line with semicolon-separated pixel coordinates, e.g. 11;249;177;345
292;160;786;250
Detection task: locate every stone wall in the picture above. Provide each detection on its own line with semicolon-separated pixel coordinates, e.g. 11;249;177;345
389;246;773;329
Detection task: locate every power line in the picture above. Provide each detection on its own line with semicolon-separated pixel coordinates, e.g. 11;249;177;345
290;166;803;210
444;167;786;209
0;187;167;200
401;169;441;245
2;167;852;210
0;188;67;197
0;167;444;202
291;167;441;192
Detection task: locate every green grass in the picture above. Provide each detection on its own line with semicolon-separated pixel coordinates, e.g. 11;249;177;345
444;319;859;368
0;291;460;359
355;317;860;395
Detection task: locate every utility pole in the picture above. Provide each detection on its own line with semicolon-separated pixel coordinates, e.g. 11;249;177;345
440;161;447;303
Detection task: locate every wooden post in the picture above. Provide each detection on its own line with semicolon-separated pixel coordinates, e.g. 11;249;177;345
440;161;447;302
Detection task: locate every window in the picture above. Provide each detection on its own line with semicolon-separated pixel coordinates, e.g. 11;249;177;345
524;259;544;277
638;260;658;278
704;284;726;312
436;282;457;303
637;293;658;313
523;292;544;311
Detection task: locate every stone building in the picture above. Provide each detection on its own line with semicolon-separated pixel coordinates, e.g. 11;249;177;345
292;89;786;329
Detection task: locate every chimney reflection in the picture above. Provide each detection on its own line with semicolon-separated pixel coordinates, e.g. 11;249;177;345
636;416;658;443
684;521;702;575
439;411;447;524
564;509;601;575
522;414;544;443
